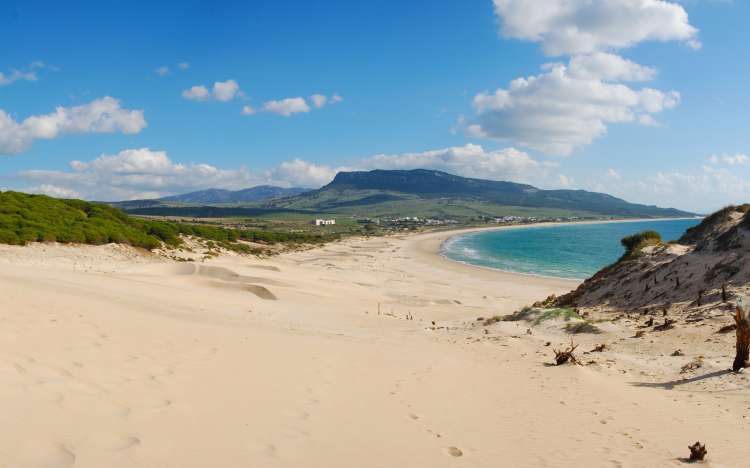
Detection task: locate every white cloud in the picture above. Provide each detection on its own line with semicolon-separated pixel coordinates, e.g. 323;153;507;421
310;94;328;108
177;62;190;70
468;57;680;155
241;105;256;115
574;157;750;213
0;97;147;155
181;85;210;101
267;159;340;187
0;61;52;86
212;79;240;102
28;184;82;199
493;0;700;56
155;66;170;76
14;144;554;200
20;148;268;200
262;97;311;116
255;93;341;116
355;143;550;182
182;79;241;102
567;53;656;82
709;153;749;166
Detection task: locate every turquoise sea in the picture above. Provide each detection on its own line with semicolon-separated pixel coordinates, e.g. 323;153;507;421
441;219;701;280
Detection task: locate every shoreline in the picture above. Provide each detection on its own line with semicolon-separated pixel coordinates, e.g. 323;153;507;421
424;216;699;281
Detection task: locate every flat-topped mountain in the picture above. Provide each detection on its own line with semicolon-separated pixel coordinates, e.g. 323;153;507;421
271;169;696;218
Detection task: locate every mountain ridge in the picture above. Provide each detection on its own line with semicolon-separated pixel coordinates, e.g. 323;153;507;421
269;169;697;218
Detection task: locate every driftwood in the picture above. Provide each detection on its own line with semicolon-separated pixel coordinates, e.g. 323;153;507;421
653;318;675;332
733;304;750;372
553;338;579;365
688;441;707;461
590;343;606;353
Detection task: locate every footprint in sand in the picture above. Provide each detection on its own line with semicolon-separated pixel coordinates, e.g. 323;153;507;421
88;433;141;452
445;446;463;457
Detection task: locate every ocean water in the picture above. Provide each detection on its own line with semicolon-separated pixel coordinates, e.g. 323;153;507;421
441;219;701;280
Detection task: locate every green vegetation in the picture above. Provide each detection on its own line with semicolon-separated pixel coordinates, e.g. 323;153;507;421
0;191;337;251
531;307;581;325
620;230;662;259
495;306;581;325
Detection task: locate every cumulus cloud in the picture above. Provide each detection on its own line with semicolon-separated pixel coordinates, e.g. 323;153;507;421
0;97;147;155
182;79;241;102
267;159;340;187
567;53;656;82
472;1;699;155
468;57;680;156
577;158;750;213
14;144;555;200
241;105;256;115
355;143;551;182
20;148;267;200
212;79;240;102
182;85;210;101
493;0;700;56
250;93;341;117
262;97;311;117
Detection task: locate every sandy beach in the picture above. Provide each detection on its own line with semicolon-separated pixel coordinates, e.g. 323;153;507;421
0;230;746;467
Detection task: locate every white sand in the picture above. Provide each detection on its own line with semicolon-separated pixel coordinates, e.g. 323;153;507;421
0;231;746;467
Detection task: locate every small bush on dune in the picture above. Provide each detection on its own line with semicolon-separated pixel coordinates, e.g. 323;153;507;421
619;230;662;261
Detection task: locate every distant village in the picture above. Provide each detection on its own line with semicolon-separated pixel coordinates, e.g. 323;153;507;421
312;214;588;230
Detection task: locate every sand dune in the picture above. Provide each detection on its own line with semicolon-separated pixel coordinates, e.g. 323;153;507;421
0;232;747;467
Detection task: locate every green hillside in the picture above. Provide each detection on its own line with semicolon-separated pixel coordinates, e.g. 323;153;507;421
0;191;334;250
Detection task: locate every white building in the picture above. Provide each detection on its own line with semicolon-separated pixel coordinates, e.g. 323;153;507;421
314;219;336;226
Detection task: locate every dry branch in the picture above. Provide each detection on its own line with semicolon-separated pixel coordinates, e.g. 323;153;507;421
688;441;707;462
552;338;579;365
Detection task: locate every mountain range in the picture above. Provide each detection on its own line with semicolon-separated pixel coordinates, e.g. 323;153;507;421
119;169;697;219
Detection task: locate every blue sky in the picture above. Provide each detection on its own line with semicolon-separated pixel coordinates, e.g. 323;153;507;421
0;0;747;212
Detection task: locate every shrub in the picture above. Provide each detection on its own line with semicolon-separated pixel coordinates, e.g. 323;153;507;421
620;230;662;260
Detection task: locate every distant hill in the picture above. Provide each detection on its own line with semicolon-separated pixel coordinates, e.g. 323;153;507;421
111;185;308;210
160;186;307;204
267;169;697;218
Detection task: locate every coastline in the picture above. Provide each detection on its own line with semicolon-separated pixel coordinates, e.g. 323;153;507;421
427;216;700;280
